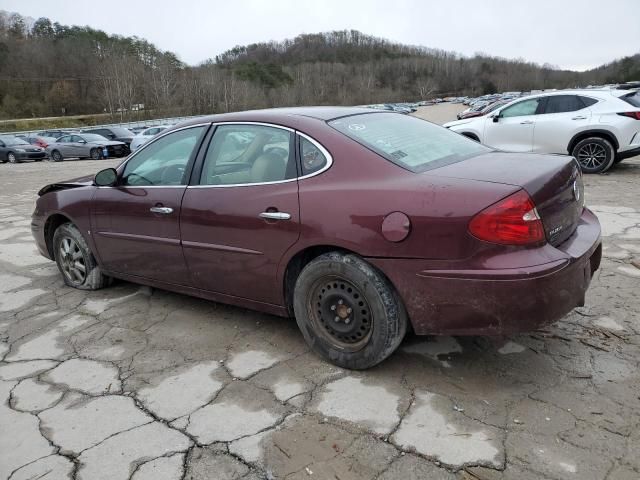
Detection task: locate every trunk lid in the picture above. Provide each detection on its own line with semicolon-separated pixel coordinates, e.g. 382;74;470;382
428;152;584;246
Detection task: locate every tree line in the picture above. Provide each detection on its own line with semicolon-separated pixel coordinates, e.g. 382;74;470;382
1;11;638;121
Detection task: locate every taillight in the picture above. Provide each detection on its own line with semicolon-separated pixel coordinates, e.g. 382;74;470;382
468;190;545;246
617;112;640;120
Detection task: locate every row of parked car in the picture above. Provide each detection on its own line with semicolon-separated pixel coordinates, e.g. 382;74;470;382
0;124;172;164
445;87;640;173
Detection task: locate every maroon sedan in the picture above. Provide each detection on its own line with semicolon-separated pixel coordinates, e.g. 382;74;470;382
32;107;601;369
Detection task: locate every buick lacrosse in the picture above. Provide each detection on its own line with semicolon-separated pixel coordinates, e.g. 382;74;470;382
32;107;602;369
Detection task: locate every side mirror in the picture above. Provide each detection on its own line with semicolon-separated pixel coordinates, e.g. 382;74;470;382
108;134;116;139
94;168;118;187
79;140;87;144
492;114;500;123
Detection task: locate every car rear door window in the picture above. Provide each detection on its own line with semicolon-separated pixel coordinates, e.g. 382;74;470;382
122;126;205;186
543;95;587;114
200;124;295;185
579;96;599;107
500;98;541;118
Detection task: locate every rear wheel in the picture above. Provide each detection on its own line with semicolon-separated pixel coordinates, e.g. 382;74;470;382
90;148;101;160
53;223;110;290
51;150;63;162
293;252;407;369
572;137;615;173
8;152;19;164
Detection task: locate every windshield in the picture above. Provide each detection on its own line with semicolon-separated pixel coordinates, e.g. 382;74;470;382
0;135;29;146
329;113;490;172
82;134;109;142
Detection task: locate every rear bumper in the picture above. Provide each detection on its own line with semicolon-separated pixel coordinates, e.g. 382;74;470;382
368;208;602;335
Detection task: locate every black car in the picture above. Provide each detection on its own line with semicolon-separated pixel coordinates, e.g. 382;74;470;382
0;135;46;163
81;127;134;147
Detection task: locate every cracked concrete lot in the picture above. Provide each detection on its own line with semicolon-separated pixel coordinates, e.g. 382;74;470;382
1;112;640;480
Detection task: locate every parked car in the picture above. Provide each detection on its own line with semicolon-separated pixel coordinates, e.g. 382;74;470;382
457;100;509;120
444;89;640;173
32;107;601;369
130;125;172;151
24;135;58;149
81;127;134;147
0;135;46;163
36;130;79;139
46;133;129;162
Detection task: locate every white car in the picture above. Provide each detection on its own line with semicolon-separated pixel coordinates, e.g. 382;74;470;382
444;89;640;173
129;125;172;151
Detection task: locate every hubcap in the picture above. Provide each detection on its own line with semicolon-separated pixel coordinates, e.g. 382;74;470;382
308;276;373;352
577;143;607;170
58;237;86;285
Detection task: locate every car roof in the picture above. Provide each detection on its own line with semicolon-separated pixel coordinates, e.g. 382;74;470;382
176;106;384;130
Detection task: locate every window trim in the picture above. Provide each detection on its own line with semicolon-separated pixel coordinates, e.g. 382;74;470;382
187;121;333;189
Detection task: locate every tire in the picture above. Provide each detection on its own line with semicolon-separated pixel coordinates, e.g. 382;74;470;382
51;150;63;162
293;252;407;369
90;148;101;160
7;152;19;164
52;223;110;290
572;137;615;174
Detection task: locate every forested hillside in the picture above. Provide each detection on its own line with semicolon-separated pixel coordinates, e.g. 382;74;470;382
1;11;638;121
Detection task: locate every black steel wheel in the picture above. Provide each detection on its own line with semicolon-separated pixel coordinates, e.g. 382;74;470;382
294;252;407;369
308;276;374;352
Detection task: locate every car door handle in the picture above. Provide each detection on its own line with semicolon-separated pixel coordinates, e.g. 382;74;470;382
572;116;587;120
259;211;291;221
150;206;173;214
520;120;533;124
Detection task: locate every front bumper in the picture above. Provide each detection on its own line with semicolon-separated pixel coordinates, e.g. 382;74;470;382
17;151;46;160
368;208;602;335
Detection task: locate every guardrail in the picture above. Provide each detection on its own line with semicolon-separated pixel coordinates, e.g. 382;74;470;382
1;115;206;137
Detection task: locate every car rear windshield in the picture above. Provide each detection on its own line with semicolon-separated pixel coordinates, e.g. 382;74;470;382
328;113;490;172
621;91;640;107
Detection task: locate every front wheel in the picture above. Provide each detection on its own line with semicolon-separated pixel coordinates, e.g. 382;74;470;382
90;148;101;160
572;137;615;173
293;252;407;369
8;152;19;164
51;150;63;162
53;223;111;290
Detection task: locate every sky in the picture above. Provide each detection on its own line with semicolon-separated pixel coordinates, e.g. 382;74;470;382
2;0;639;71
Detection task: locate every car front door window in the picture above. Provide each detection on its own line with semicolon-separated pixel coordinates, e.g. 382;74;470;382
500;98;541;118
122;127;205;186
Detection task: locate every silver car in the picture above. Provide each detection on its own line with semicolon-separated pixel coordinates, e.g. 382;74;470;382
47;133;129;162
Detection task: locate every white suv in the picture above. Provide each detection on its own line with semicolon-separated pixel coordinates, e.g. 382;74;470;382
444;89;640;173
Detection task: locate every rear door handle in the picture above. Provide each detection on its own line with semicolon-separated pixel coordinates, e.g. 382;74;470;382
150;206;173;214
259;212;291;221
520;120;533;125
572;116;587;120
